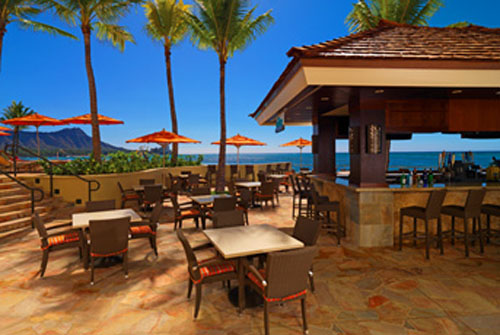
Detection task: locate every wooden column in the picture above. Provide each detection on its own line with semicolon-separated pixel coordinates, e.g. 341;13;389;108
313;112;336;175
349;94;387;187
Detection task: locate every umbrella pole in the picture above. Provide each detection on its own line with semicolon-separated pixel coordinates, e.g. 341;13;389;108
299;146;303;170
36;126;40;156
162;144;166;168
237;146;240;166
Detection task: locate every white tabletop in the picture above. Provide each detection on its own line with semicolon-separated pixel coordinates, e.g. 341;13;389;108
203;224;304;259
190;194;231;205
234;181;261;188
268;174;287;179
72;209;142;229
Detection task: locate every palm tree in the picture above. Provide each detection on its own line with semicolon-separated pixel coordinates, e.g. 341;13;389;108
45;0;140;162
186;0;273;192
0;100;34;154
346;0;444;33
144;0;191;166
0;0;75;72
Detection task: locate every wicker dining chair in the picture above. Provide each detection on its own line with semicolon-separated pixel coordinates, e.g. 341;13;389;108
272;178;281;205
88;217;130;285
441;189;486;257
399;190;447;259
255;182;275;210
237;188;252;225
118;182;141;209
85;200;116;212
245;246;317;335
129;200;162;256
212;210;246;229
139;179;155;185
481;203;500;244
190;186;211;196
33;213;81;278
171;196;202;230
310;184;343;244
142;185;163;210
245;165;255;181
205;197;237;223
187;174;200;191
177;229;237;319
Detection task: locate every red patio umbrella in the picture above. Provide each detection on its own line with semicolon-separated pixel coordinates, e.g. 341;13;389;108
62;113;124;125
212;134;266;165
126;129;200;167
2;113;66;155
0;131;11;136
281;137;312;169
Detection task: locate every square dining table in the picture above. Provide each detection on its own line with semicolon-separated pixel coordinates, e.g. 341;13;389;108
72;209;142;229
203;224;304;312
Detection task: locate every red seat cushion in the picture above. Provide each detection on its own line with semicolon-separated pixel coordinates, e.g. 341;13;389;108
91;248;128;257
247;269;307;302
123;194;140;200
43;232;79;250
130;225;155;235
236;205;248;213
192;261;235;284
177;209;200;219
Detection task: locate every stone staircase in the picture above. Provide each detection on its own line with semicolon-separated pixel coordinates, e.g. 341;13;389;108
0;176;68;240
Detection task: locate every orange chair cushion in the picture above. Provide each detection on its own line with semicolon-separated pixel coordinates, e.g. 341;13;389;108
236;205;248;213
123;194;140;200
192;261;235;284
42;232;79;250
247;269;307;302
177;209;200;219
130;225;155;235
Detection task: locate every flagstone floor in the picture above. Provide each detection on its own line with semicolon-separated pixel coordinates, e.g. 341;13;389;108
0;193;499;335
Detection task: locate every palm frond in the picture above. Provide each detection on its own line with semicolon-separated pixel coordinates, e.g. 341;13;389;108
447;21;472;28
16;18;77;39
94;21;134;51
144;0;191;46
345;0;379;33
411;0;444;26
41;0;77;26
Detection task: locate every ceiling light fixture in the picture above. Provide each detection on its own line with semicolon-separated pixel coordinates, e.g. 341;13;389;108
374;89;384;94
451;89;463;94
320;97;330;101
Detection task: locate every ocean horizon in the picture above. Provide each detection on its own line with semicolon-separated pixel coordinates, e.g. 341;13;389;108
25;151;500;172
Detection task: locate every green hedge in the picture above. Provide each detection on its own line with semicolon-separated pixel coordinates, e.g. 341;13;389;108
41;151;203;175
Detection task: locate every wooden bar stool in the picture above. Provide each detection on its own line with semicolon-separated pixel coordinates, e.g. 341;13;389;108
399;190;446;259
441;189;486;257
481;204;500;244
310;184;342;244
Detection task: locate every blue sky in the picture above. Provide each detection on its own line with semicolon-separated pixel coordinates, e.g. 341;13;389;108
1;0;499;154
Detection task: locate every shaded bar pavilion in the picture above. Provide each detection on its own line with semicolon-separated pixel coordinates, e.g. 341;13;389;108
251;21;500;247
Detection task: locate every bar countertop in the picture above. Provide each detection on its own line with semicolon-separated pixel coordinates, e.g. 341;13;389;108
310;174;500;193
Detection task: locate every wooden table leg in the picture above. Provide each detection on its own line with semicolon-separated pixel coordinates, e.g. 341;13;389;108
238;257;245;314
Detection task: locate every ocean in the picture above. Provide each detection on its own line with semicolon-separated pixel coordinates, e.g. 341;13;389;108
24;151;500;172
200;151;500;172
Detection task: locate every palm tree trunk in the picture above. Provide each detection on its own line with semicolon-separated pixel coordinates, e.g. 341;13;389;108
0;24;6;72
216;58;227;193
82;25;102;162
164;45;178;166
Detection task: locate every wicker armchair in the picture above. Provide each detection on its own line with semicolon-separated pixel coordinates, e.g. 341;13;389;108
255;182;274;209
34;213;81;278
88;217;130;285
129;200;162;256
142;185;163;211
177;230;237;319
118;182;140;209
171;196;202;230
245;246;317;335
310;184;343;244
205;197;237;223
85;200;115;212
236;189;252;225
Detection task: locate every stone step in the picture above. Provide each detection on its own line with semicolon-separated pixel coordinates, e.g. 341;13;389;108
0;206;48;224
0;200;33;213
0;194;31;206
0;187;28;198
0;182;22;190
0;226;34;242
0;212;50;234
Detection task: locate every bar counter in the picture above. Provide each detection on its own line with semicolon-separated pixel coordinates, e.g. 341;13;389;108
310;174;500;247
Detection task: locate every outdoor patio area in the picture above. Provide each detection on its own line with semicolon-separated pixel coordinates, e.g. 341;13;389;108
0;194;499;335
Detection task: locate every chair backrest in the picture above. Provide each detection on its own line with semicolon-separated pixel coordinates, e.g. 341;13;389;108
176;229;200;281
266;164;272;173
245;165;254;180
230;165;238;174
149;200;163;225
188;174;200;187
170;196;180;213
258;171;267;183
309;184;320;206
293;216;322;246
464;189;486;217
227;180;237;196
139;179;155;185
265;246;317;300
144;185;163;203
260;182;274;196
272;178;281;192
191;186;211;196
213;210;245;228
86;200;116;213
213;197;237;212
89;217;130;256
208;165;216;173
181;170;192;176
33;213;48;240
424;190;447;218
238;189;252;208
289;174;299;193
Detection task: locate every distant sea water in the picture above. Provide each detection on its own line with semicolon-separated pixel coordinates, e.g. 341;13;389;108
25;151;500;173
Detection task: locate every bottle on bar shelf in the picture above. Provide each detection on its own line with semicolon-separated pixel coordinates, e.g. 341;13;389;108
408;170;413;186
423;169;428;187
428;170;434;186
400;173;406;186
412;168;418;186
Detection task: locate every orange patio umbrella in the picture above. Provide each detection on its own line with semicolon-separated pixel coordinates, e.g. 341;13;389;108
212;134;266;165
2;113;66;155
62;113;124;125
0;126;11;132
0;131;11;136
281;137;312;169
126;129;200;167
